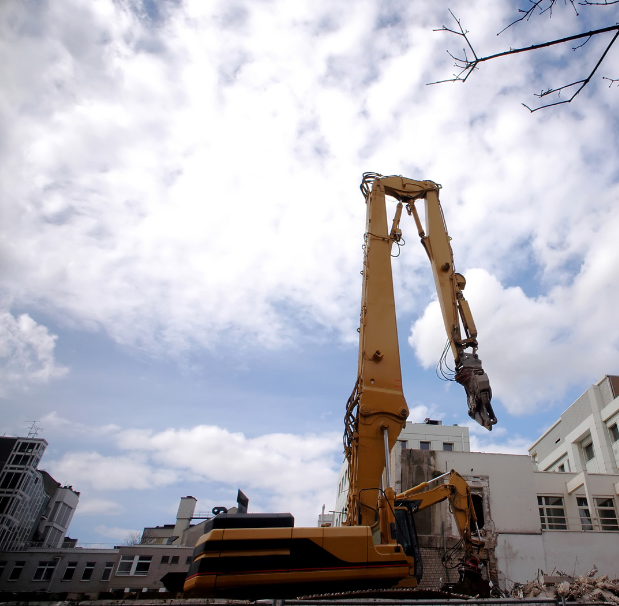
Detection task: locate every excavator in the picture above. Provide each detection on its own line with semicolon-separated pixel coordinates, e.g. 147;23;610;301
183;174;497;599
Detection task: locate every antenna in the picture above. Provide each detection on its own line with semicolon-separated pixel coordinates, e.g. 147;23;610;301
26;421;43;438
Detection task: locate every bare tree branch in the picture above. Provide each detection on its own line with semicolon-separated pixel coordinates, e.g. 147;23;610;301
429;9;619;111
603;76;619;86
499;0;579;36
525;29;619;110
580;0;619;4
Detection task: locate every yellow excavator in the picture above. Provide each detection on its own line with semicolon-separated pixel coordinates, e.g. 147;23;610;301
183;174;497;599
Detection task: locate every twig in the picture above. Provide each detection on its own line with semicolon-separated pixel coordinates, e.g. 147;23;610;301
523;29;619;110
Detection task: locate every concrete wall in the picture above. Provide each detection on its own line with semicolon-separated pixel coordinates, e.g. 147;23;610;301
530;377;619;475
398;422;470;452
0;545;192;597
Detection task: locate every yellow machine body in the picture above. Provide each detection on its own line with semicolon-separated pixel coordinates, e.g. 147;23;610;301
184;523;412;599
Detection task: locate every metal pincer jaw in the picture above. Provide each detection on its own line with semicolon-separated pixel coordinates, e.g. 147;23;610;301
455;353;497;431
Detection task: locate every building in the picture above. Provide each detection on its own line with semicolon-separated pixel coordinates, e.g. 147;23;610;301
0;437;78;552
529;375;619;474
0;492;208;598
0;545;193;598
333;419;469;526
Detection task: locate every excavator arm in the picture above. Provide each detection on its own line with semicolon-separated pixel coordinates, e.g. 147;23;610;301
395;469;488;594
396;470;483;556
345;173;496;528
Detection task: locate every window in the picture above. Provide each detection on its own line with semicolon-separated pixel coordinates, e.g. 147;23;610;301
117;556;134;576
577;497;593;531
170;556;179;565
0;497;13;514
609;423;619;443
185;556;192;565
17;442;36;453
45;527;63;548
116;555;152;576
595;498;619;531
0;472;23;490
10;454;31;467
134;556;151;575
0;561;7;578
538;496;567;529
33;561;57;581
400;440;407;449
101;562;114;581
8;561;25;581
419;441;430;451
583;441;595;462
53;503;73;527
557;464;565;472
443;443;454;452
62;562;78;581
160;555;169;564
81;562;96;581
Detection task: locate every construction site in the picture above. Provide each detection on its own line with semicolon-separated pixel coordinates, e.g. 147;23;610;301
2;175;619;605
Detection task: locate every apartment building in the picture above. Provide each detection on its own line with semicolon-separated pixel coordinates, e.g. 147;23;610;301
0;437;78;552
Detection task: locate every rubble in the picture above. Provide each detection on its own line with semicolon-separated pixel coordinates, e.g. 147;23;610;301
511;567;619;603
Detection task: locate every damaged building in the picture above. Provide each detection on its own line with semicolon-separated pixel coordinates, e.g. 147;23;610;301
335;375;619;592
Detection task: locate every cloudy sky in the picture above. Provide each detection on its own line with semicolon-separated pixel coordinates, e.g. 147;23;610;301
2;0;618;545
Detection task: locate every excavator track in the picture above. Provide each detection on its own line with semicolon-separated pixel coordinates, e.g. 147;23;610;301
296;587;473;601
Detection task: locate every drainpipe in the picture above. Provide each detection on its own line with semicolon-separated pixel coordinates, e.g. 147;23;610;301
47;555;62;593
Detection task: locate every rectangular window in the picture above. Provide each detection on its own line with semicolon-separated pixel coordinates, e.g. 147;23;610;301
81;562;96;581
62;561;78;581
185;556;192;565
8;561;25;581
583;441;595;462
101;562;114;581
134;556;152;575
609;424;619;443
595;497;619;531
33;561;57;581
0;561;7;578
161;555;169;564
54;503;73;527
400;440;407;449
577;497;593;531
419;441;430;451
557;464;565;472
116;555;134;576
0;472;23;490
538;495;567;530
116;555;152;576
170;556;179;565
443;443;454;452
0;497;12;515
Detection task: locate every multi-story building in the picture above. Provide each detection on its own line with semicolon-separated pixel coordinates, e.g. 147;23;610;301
529;374;619;474
0;493;211;598
0;437;78;552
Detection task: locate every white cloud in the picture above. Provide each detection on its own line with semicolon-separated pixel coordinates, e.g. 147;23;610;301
76;498;124;516
409;263;619;414
0;308;68;394
47;451;179;490
94;524;141;541
46;421;341;525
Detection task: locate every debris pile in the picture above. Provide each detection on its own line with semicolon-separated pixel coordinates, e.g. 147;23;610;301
511;567;619;603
